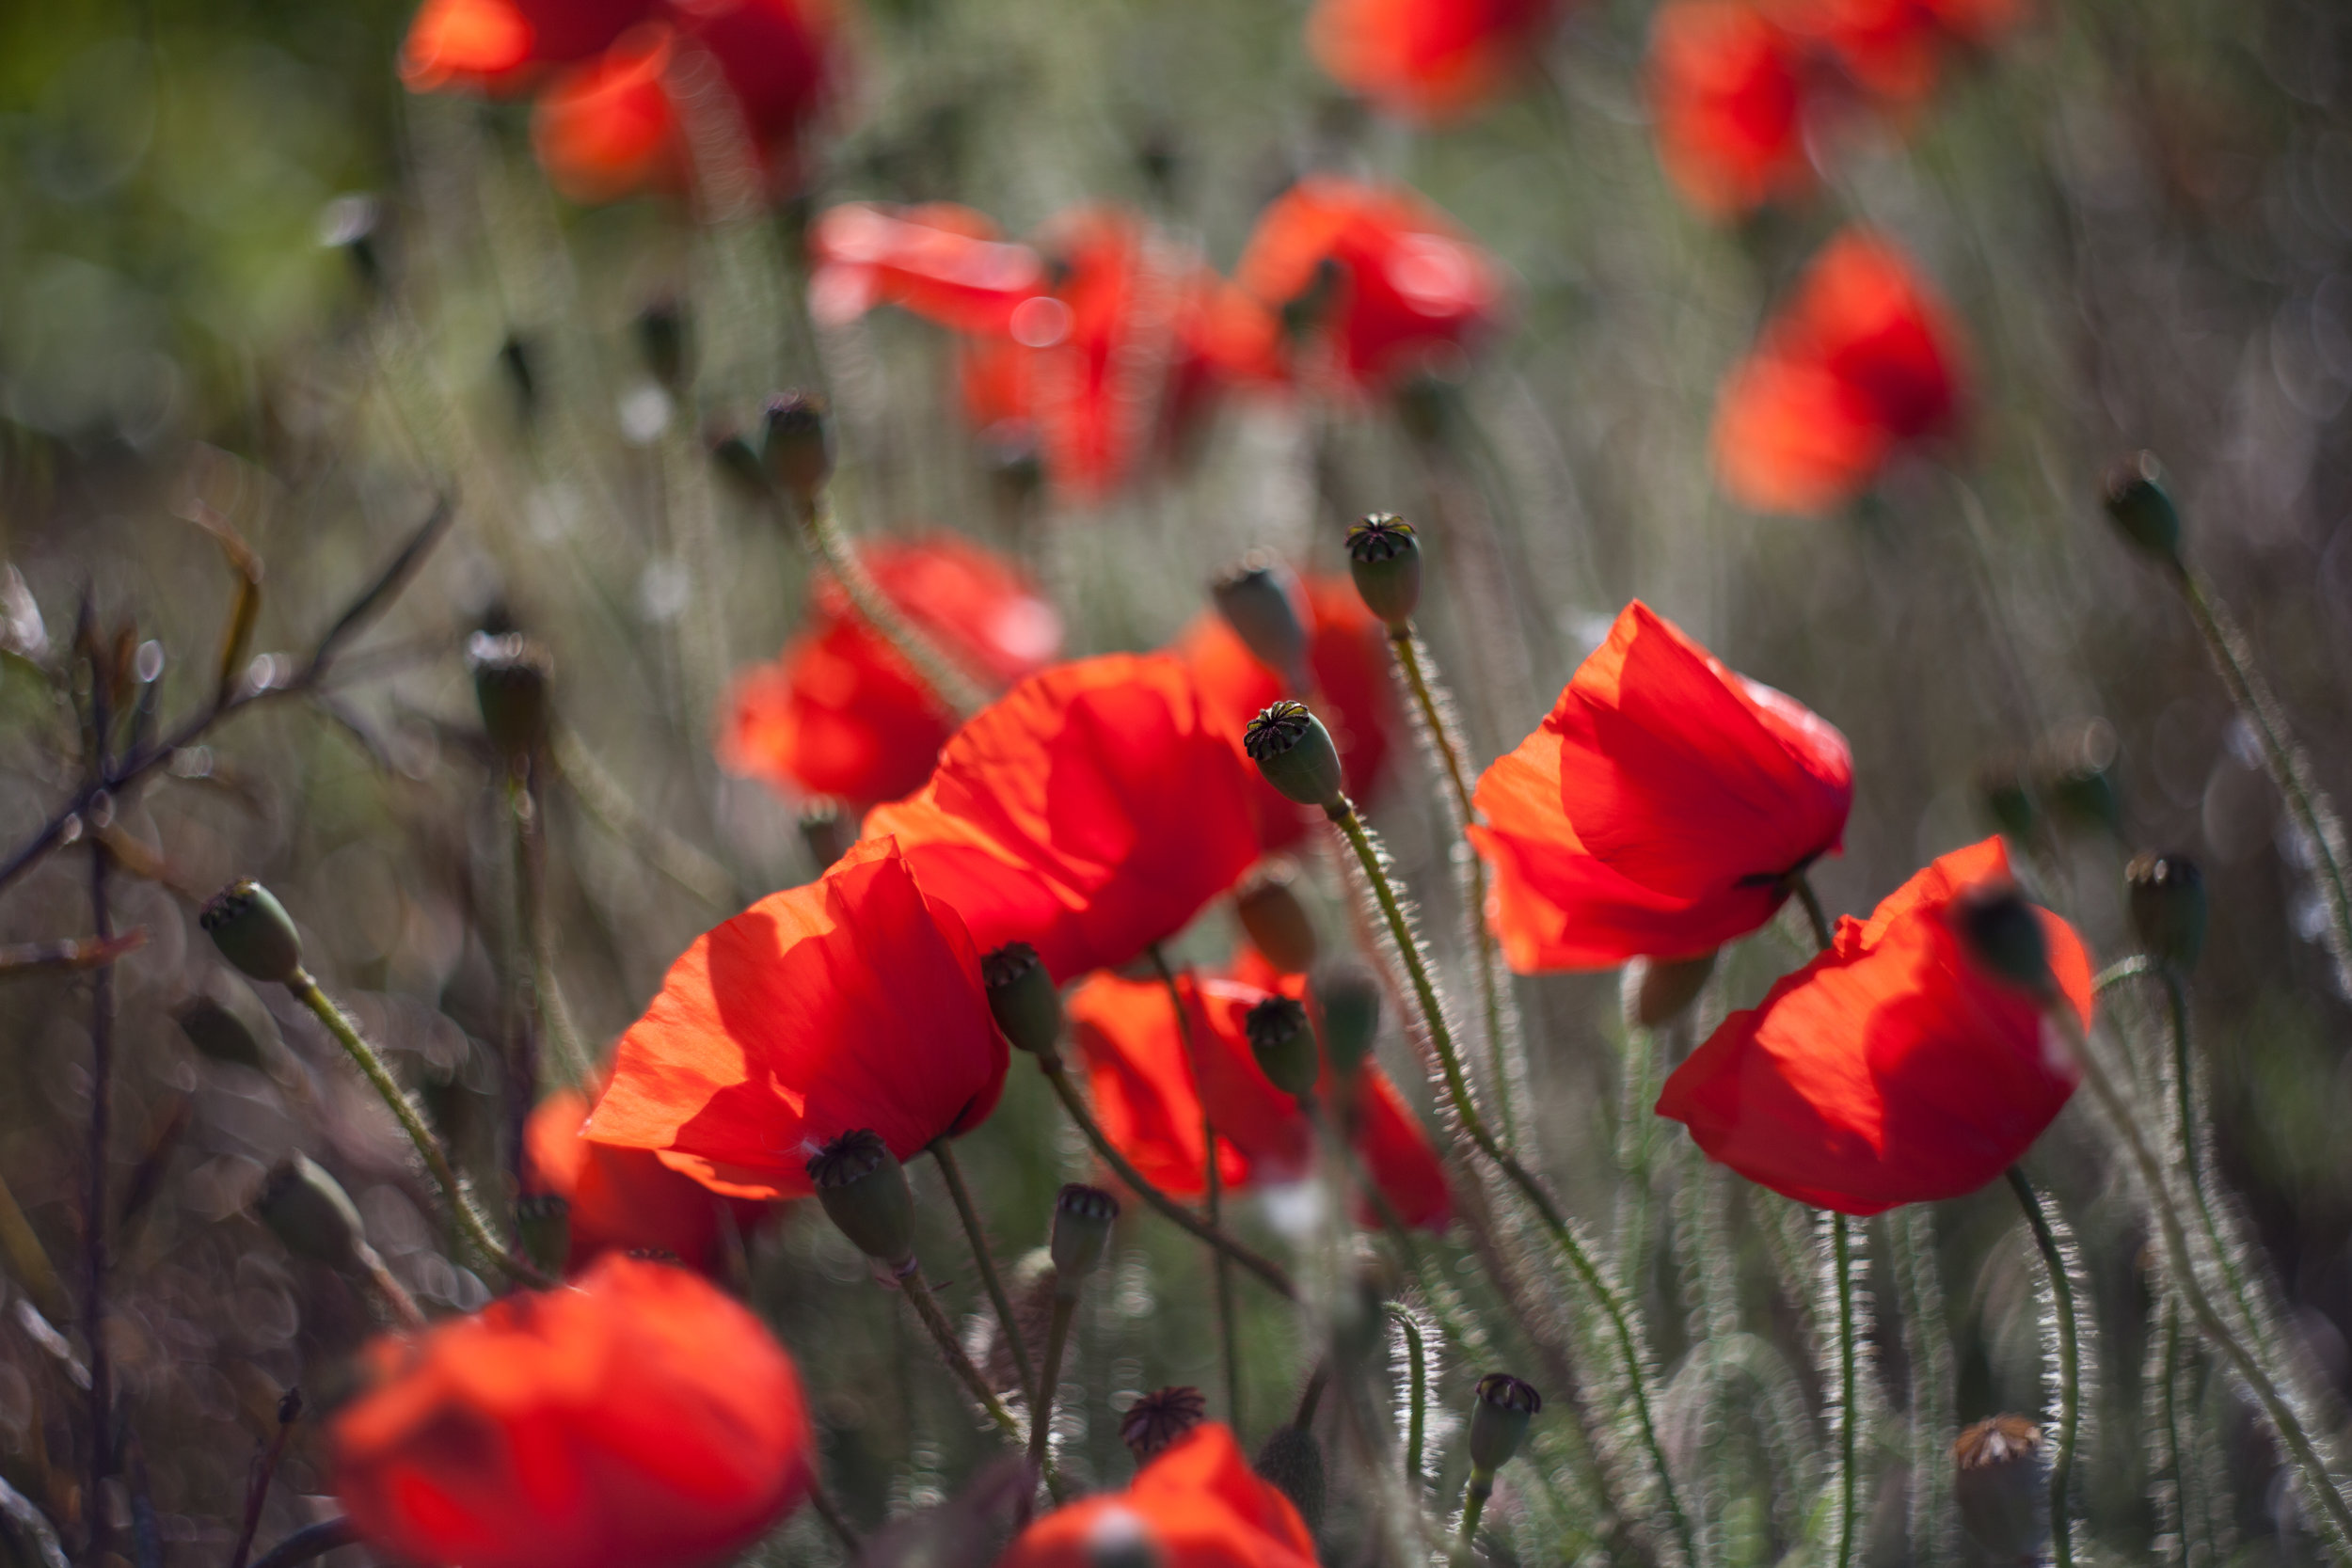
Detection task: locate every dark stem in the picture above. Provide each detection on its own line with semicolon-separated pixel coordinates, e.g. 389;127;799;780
1793;872;1835;954
1026;1295;1075;1484
928;1139;1033;1402
1148;945;1242;1422
1293;1362;1329;1430
246;1517;358;1568
898;1266;1063;1499
84;832;113;1563
2006;1166;2077;1568
226;1396;300;1568
806;1480;861;1554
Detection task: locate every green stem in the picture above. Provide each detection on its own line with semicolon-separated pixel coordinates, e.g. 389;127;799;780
2093;955;2154;994
1458;1475;1491;1548
1150;946;1242;1423
930;1139;1032;1402
1386;1304;1429;1488
1026;1294;1075;1482
2005;1169;2076;1568
1829;1213;1860;1568
899;1265;1064;1500
794;496;987;720
1792;873;1835;954
510;780;591;1092
2154;1298;2197;1568
2161;969;2199;1195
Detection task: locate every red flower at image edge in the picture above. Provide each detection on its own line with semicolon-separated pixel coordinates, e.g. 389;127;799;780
809;202;1048;338
863;653;1264;984
1773;0;2025;110
332;1253;812;1568
524;1085;770;1274
1713;229;1968;515
1067;970;1452;1229
998;1423;1315;1568
721;534;1063;807
1472;600;1852;972
585;836;1007;1199
1655;836;2093;1215
401;0;656;89
1307;0;1564;121
1647;1;1815;218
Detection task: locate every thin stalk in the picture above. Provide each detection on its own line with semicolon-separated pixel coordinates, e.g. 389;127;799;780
355;1243;428;1331
246;1519;358;1568
2006;1168;2077;1568
0;1168;69;1327
806;1480;860;1554
1026;1295;1075;1481
227;1394;302;1568
1386;1303;1430;1487
899;1265;1065;1501
930;1141;1031;1401
1148;946;1242;1421
1885;1208;1955;1568
1828;1213;1860;1568
2094;955;2154;994
510;779;592;1092
2160;969;2199;1193
1792;874;1835;954
85;832;114;1560
793;495;986;720
1458;1482;1489;1549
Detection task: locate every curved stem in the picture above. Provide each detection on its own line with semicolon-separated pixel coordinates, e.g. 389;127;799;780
1829;1213;1860;1568
899;1265;1064;1500
1148;946;1242;1422
1026;1294;1075;1483
1458;1477;1491;1549
1387;1304;1429;1488
1792;873;1835;954
794;496;987;720
930;1140;1032;1402
2005;1167;2077;1568
247;1518;358;1568
806;1480;861;1554
2094;955;2154;994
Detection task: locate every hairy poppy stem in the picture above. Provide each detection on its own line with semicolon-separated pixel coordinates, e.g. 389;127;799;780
509;778;592;1093
549;723;739;910
287;974;551;1288
1025;1295;1075;1485
1828;1213;1860;1568
929;1140;1034;1402
898;1265;1065;1501
1147;945;1243;1422
84;830;115;1559
2005;1167;2078;1568
1386;1303;1429;1488
793;497;988;721
1331;803;1696;1568
2160;971;2199;1196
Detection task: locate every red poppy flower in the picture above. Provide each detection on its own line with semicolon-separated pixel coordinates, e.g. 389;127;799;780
400;0;657;91
1772;0;2021;108
864;653;1263;984
585;836;1008;1199
1306;0;1563;120
332;1253;812;1568
1713;229;1968;515
720;534;1062;807
999;1422;1315;1568
524;1085;770;1273
1470;600;1853;972
532;26;683;203
1647;1;1815;218
1655;836;2092;1214
1067;969;1451;1228
808;202;1048;337
1232;177;1503;392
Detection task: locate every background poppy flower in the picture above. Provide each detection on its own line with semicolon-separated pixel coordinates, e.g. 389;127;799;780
1307;0;1564;121
1713;229;1968;515
1647;1;1815;218
1471;600;1853;972
863;653;1263;983
400;0;657;92
524;1084;770;1273
532;26;683;203
584;836;1007;1198
332;1253;813;1568
998;1421;1315;1568
1654;836;2093;1214
808;201;1048;335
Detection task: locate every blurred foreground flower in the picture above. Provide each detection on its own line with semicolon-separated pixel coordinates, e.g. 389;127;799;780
997;1422;1315;1568
332;1253;812;1568
1306;0;1565;120
524;1084;771;1273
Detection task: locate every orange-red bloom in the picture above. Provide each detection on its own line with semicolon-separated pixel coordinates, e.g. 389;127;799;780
1307;0;1563;120
1656;836;2091;1214
1067;970;1452;1228
1471;601;1852;971
865;654;1264;984
1647;1;1814;218
524;1085;768;1273
1772;0;2023;109
998;1422;1315;1568
808;202;1048;337
401;0;656;90
720;534;1062;807
585;836;1007;1198
1713;230;1967;515
332;1253;812;1568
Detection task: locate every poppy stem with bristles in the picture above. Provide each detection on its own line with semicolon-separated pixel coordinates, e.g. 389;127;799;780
791;495;988;721
2005;1166;2078;1568
930;1139;1034;1403
898;1264;1065;1501
1025;1294;1075;1486
1828;1212;1861;1568
1149;944;1243;1423
509;776;592;1093
1387;1303;1429;1488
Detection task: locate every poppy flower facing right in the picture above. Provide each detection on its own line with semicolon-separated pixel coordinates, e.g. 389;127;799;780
997;1422;1316;1568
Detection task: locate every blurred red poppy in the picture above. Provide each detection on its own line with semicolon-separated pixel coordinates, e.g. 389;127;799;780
400;0;656;91
532;26;684;202
720;534;1062;807
524;1085;770;1273
1656;836;2092;1214
1067;969;1452;1228
1772;0;2023;109
999;1422;1315;1568
1306;0;1563;120
332;1253;812;1568
1713;230;1967;515
1647;1;1814;218
808;202;1048;337
1471;601;1852;972
585;836;1007;1198
864;653;1263;984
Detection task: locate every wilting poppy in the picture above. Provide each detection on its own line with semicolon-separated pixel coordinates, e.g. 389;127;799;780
998;1422;1316;1568
720;534;1062;806
1655;836;2092;1214
1713;229;1968;515
1306;0;1563;120
1067;969;1452;1228
400;0;656;91
1471;600;1853;972
332;1253;812;1568
586;836;1007;1198
808;201;1048;336
1646;1;1814;218
864;653;1264;983
524;1085;769;1273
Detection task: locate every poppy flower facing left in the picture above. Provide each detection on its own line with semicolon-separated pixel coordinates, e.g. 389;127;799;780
1655;836;2092;1215
585;836;1007;1199
1472;601;1853;972
332;1252;813;1568
1307;0;1564;121
998;1422;1316;1568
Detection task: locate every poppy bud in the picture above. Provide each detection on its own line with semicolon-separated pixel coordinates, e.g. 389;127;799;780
1953;887;2055;1002
1120;1385;1206;1462
255;1153;366;1270
2126;851;2207;974
1310;958;1380;1080
1235;863;1319;974
200;879;305;986
983;942;1064;1058
173;993;266;1071
2103;452;2181;562
516;1194;571;1277
1252;1424;1327;1533
1050;1183;1120;1295
1246;995;1317;1101
466;631;554;773
1953;1416;2048;1560
806;1129;916;1272
1467;1372;1541;1475
799;798;854;871
761;391;834;506
1630;950;1717;1029
1210;551;1310;689
637;299;688;390
1244;702;1345;813
1346;514;1421;633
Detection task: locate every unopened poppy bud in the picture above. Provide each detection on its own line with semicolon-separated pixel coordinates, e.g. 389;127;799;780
761;391;834;506
1235;863;1318;974
255;1154;365;1270
1120;1385;1206;1462
1244;702;1345;813
1953;887;2055;1001
516;1194;571;1277
466;631;554;772
1467;1372;1541;1475
637;299;688;389
1210;551;1309;689
1246;994;1317;1101
1953;1416;2048;1560
983;942;1063;1058
1630;950;1717;1029
2103;451;2181;561
200;879;305;986
1252;1424;1327;1532
173;993;266;1071
2126;851;2207;973
806;1129;916;1271
1310;958;1380;1080
1345;513;1421;633
1050;1183;1120;1294
799;798;854;870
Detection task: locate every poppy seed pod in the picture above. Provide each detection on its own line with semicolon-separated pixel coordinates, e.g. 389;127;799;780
1049;1183;1120;1293
1310;958;1380;1080
516;1194;572;1278
1120;1386;1208;1462
2103;451;2181;562
467;631;555;772
256;1153;367;1270
1244;702;1346;813
1345;514;1421;633
1235;863;1319;974
1953;1416;2048;1560
2126;852;2207;974
983;942;1064;1058
1210;552;1310;689
1631;950;1718;1029
173;993;267;1070
1953;886;2056;1002
200;879;305;986
806;1130;916;1271
761;392;834;506
1245;995;1317;1101
1468;1372;1541;1474
1251;1425;1327;1533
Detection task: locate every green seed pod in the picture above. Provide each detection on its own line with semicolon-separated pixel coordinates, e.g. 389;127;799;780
982;942;1064;1058
200;879;305;986
516;1193;572;1276
806;1129;916;1271
1467;1372;1541;1473
1050;1183;1120;1295
1345;514;1421;633
1120;1386;1207;1463
2102;451;2181;562
799;797;854;871
1310;958;1380;1081
1630;949;1717;1030
172;992;267;1071
466;631;554;773
255;1154;365;1270
1244;702;1345;813
1953;887;2054;1001
1235;863;1318;974
1954;1416;2048;1560
762;391;834;506
1246;995;1317;1101
1210;551;1309;688
2126;851;2208;974
1252;1424;1327;1533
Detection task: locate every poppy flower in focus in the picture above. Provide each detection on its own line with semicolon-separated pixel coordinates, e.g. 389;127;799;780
1646;1;1815;218
721;534;1062;807
1655;836;2092;1214
998;1422;1316;1568
864;653;1264;984
1067;970;1452;1228
1471;601;1853;972
400;0;656;91
808;202;1048;337
585;836;1008;1198
523;1085;770;1273
1712;230;1967;515
332;1253;812;1568
1306;0;1564;121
